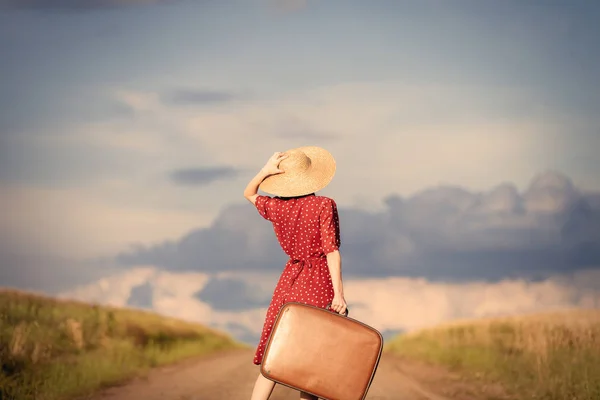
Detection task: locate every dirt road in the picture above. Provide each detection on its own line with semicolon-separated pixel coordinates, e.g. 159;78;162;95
87;349;503;400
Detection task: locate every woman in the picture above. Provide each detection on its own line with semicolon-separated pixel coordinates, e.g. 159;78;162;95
243;146;347;400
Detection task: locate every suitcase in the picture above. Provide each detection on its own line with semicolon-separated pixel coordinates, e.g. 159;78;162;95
260;302;383;400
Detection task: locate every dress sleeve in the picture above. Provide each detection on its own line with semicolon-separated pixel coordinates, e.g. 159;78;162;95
319;198;341;254
255;195;274;221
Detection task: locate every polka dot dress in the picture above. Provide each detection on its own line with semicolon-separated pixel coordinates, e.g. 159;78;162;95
252;193;341;365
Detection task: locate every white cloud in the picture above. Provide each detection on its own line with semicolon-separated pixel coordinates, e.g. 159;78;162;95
344;271;600;332
58;267;600;343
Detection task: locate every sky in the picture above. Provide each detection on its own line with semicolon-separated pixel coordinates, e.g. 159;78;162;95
1;0;599;344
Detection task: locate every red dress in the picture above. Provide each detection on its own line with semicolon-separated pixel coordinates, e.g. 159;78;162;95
253;193;341;365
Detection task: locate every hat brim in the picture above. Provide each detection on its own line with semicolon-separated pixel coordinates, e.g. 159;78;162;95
259;146;336;197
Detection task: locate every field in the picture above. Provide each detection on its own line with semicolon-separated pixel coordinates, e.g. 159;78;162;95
385;308;600;400
0;289;243;400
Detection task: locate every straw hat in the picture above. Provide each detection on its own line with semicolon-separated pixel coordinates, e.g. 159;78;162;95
259;146;336;197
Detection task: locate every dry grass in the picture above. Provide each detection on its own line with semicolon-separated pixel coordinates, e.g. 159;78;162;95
385;308;600;400
0;288;245;400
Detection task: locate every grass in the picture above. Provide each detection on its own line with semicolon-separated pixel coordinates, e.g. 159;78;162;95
0;288;245;400
385;308;600;400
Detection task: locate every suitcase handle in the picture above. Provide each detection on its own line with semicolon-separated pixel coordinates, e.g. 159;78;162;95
326;303;349;317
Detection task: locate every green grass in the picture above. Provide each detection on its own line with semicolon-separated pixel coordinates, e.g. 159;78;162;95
0;288;246;400
385;309;600;400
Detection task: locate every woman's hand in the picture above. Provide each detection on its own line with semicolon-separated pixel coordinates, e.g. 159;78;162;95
261;152;288;176
330;293;347;315
243;151;288;204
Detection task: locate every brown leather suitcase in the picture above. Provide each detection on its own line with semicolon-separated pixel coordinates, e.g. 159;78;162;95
260;302;383;400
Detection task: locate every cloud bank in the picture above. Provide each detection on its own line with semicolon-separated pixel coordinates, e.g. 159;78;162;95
115;170;600;282
58;266;600;345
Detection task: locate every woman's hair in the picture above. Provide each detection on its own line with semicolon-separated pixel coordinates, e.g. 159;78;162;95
276;193;316;200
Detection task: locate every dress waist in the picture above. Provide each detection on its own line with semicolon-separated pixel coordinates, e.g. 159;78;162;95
287;255;326;286
289;254;326;264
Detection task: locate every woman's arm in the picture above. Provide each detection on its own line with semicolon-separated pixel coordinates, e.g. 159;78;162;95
327;250;347;314
243;152;288;205
326;250;343;296
243;169;271;205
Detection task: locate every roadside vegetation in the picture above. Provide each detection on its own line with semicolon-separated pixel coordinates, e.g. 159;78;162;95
0;289;243;400
386;308;600;400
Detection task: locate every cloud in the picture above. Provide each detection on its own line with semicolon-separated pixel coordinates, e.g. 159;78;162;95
127;281;154;309
56;266;600;345
0;0;178;11
114;170;600;282
169;166;241;186
163;89;238;107
341;269;600;333
195;277;272;311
